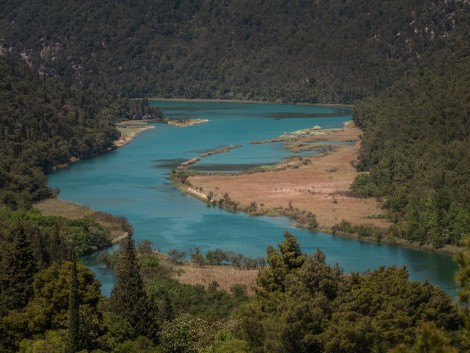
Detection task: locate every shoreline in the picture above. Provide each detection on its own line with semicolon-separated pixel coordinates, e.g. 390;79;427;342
114;120;156;147
176;180;460;257
47;111;460;257
150;97;354;108
174;123;461;256
34;198;131;248
174;176;459;256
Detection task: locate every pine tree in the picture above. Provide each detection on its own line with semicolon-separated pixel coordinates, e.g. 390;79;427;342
278;231;305;270
256;231;305;294
110;232;158;342
161;292;174;323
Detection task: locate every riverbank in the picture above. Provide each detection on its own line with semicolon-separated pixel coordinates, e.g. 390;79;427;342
176;123;460;255
151;97;272;104
114;120;156;147
185;123;387;227
35;198;130;245
151;97;354;108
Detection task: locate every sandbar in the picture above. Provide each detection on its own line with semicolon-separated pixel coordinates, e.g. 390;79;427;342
114;120;155;147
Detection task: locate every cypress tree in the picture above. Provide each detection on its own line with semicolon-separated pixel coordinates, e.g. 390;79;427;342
110;232;158;342
0;222;37;316
162;291;174;322
0;222;37;353
67;248;80;353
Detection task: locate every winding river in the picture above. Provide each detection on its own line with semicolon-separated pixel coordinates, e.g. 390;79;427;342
48;101;458;297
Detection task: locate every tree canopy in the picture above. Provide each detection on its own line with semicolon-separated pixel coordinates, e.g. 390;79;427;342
0;0;468;103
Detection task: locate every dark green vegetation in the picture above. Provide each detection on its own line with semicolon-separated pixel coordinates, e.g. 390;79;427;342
0;230;251;353
0;57;163;209
239;232;468;353
0;56;121;208
351;5;470;247
0;0;467;103
1;0;470;352
0;207;125;261
3;230;470;352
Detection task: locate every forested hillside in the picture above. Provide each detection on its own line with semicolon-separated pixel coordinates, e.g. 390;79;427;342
1;0;470;352
0;56;164;208
1;0;467;102
352;5;470;247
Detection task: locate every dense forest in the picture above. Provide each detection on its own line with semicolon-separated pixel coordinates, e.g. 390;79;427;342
1;0;470;352
0;56;162;208
0;0;467;103
351;3;470;247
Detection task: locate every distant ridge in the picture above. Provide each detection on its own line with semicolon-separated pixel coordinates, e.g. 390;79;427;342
1;0;468;102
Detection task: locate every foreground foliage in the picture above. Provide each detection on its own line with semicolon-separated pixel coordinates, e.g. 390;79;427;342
238;233;466;353
2;222;470;353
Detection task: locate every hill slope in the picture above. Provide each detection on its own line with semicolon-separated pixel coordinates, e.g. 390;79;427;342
0;57;124;207
352;14;470;246
1;0;467;102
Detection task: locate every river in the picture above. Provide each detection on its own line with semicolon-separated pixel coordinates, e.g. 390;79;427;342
48;101;458;297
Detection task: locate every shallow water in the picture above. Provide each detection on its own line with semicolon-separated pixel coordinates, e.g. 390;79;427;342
48;101;458;297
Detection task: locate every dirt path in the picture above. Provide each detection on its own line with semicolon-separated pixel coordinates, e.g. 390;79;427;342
187;124;389;230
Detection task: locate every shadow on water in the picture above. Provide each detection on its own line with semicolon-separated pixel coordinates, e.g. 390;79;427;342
153;158;188;169
190;162;277;172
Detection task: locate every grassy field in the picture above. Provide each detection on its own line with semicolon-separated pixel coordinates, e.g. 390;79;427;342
35;198;130;243
173;262;259;296
187;124;389;230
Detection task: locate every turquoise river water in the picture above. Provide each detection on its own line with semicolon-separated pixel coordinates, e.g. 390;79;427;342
48;101;458;297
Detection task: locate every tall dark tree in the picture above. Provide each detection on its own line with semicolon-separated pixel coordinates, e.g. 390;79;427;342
0;222;37;316
0;222;37;353
110;232;159;342
67;247;80;353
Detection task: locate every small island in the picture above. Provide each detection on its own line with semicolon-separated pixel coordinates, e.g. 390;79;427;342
167;118;209;127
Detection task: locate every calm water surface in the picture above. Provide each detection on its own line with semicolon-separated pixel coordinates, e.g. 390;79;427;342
49;101;458;297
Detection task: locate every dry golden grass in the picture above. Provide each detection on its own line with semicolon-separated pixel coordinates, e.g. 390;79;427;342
174;263;259;296
35;198;129;243
35;198;93;219
114;123;155;147
188;125;389;230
